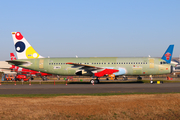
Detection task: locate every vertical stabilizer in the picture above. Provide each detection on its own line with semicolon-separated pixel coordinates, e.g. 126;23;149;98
161;45;174;64
12;32;44;59
10;53;16;60
10;53;17;70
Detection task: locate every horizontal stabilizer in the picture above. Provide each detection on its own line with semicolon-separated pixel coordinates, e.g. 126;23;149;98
0;68;11;70
6;60;29;66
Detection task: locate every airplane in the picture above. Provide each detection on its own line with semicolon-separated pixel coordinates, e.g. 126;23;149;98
10;53;52;80
7;32;175;84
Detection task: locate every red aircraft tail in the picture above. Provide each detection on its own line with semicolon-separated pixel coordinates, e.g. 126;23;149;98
10;53;17;60
10;53;17;70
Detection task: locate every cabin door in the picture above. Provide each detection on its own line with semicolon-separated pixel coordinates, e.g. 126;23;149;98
149;59;154;68
39;59;44;69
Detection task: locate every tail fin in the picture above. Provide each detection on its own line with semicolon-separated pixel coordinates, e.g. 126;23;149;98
11;32;44;59
10;53;17;70
161;45;174;64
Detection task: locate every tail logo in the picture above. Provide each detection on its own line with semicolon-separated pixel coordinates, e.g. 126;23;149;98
15;41;26;53
165;52;171;60
11;56;16;60
15;32;23;40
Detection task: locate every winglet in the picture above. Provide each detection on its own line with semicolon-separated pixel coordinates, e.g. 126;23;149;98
161;45;174;64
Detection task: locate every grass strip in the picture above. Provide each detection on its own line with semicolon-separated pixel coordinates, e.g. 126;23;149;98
0;92;180;98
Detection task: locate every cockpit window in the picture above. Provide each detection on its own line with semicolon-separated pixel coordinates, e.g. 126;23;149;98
160;61;167;64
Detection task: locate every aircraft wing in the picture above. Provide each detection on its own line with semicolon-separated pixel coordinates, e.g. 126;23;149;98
66;62;103;71
66;62;119;77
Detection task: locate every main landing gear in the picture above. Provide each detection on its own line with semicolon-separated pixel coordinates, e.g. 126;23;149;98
137;76;142;80
150;75;153;84
41;76;48;81
90;78;99;84
122;76;128;80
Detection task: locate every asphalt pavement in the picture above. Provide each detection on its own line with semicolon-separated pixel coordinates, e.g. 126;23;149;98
0;82;179;94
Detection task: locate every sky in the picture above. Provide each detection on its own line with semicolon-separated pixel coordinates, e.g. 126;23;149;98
0;0;180;60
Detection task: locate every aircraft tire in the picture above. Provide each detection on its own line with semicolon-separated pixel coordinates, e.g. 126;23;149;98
150;80;153;84
94;79;99;84
90;79;94;84
123;77;128;80
42;77;47;81
137;76;142;80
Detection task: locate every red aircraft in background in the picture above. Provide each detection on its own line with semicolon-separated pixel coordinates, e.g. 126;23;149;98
10;53;51;80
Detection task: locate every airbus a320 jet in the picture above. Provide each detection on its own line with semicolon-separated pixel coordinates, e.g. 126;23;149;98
7;32;174;84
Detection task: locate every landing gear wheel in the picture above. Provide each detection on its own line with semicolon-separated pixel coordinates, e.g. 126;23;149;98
123;77;128;80
90;79;95;84
150;80;153;84
137;76;142;80
42;76;48;81
94;79;99;84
